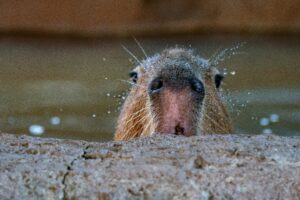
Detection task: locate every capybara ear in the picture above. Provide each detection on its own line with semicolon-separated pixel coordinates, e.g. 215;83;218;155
214;74;224;88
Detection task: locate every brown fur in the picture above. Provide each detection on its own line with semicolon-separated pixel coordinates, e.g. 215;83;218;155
115;48;233;141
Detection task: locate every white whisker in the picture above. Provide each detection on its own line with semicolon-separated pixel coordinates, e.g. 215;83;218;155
121;45;142;65
203;113;227;133
133;36;148;58
118;79;146;88
124;108;149;126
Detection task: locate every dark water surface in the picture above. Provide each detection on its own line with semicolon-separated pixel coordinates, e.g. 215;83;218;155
0;35;299;141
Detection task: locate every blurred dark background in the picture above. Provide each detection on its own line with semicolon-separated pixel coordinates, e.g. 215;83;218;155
0;0;299;37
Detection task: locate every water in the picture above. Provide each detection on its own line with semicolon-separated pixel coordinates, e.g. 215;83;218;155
0;34;299;141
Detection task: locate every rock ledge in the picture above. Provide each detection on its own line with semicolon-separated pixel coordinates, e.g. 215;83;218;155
0;133;299;200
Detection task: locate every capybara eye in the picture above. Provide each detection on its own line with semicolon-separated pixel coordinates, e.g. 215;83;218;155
191;79;204;94
150;79;163;93
215;74;224;88
129;71;138;83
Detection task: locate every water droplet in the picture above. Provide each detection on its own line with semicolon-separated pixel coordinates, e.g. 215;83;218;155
104;77;108;80
92;114;96;118
269;114;279;123
29;125;45;136
107;110;111;114
262;128;272;135
50;116;61;125
122;96;126;100
230;71;236;75
247;92;251;95
106;93;111;97
260;118;269;126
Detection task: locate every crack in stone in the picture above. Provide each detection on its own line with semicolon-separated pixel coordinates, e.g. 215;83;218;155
82;145;95;160
61;144;90;200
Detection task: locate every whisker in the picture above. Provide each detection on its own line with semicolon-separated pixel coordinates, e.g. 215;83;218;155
124;108;149;126
203;113;228;133
124;107;149;125
129;107;149;117
118;79;135;86
124;114;149;138
208;42;246;66
132;36;148;59
121;45;142;65
208;46;223;64
128;111;149;127
117;79;146;88
141;120;152;136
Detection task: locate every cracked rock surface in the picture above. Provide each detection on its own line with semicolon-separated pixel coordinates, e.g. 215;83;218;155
0;133;300;200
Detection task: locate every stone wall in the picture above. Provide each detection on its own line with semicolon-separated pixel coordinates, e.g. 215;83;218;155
0;133;299;199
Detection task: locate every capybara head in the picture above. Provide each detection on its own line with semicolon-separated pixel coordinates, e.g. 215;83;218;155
115;48;233;141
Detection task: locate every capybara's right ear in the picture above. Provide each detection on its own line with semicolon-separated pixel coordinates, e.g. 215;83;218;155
129;71;138;83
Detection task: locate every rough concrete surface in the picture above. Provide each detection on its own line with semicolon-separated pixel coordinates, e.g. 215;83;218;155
0;133;299;200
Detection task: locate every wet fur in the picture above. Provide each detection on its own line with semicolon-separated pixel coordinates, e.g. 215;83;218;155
115;48;233;141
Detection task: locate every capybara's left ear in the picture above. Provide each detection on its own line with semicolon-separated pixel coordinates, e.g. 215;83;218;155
214;74;224;88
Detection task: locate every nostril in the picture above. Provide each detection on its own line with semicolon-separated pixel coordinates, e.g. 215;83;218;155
190;79;204;94
175;124;184;135
150;79;163;93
